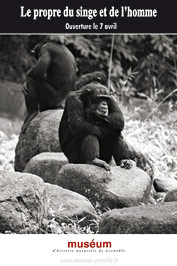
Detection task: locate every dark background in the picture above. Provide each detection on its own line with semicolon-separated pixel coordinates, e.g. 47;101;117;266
0;0;175;33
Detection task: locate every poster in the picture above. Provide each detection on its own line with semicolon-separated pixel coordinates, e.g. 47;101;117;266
0;0;177;265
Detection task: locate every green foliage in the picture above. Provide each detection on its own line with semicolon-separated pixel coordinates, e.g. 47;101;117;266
1;34;177;100
123;104;177;181
0;35;45;82
0;36;30;82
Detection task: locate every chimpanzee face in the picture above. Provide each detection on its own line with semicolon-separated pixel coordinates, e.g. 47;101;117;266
82;83;110;117
93;96;109;117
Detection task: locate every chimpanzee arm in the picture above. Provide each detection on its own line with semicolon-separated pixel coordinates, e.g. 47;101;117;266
27;50;51;80
66;94;113;139
90;97;124;132
103;96;124;131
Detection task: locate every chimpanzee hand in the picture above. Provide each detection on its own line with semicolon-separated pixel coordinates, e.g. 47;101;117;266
87;158;111;171
120;159;133;169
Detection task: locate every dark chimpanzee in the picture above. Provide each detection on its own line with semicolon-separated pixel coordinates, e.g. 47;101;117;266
22;42;77;133
75;71;107;90
59;82;132;171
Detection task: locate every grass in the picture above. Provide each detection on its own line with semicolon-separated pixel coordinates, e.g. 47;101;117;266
123;103;177;181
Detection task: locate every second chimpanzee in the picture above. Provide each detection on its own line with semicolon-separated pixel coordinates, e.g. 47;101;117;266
75;71;107;90
59;83;132;170
22;42;77;133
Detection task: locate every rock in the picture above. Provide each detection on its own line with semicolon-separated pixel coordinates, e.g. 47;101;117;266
0;154;6;166
99;202;177;234
24;152;68;184
153;192;167;202
14;110;63;172
56;164;152;209
154;177;177;192
46;183;97;224
0;170;47;233
164;189;177;202
0;130;8;141
148;195;156;205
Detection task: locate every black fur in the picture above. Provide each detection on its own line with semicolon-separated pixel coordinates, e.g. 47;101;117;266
22;42;77;133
